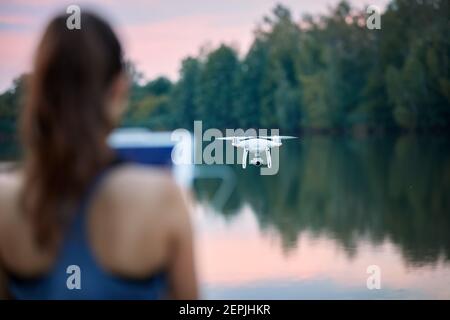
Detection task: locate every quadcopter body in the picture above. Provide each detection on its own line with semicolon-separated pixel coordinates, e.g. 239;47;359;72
217;135;297;168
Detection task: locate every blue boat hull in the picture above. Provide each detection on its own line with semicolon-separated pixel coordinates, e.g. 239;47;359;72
114;146;174;167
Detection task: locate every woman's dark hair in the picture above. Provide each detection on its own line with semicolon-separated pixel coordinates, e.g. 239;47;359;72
20;11;124;250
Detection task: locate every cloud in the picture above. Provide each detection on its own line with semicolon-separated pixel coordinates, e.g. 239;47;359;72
0;29;36;90
0;14;34;26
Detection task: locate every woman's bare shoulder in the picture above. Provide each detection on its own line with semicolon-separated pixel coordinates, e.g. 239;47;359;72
106;164;178;199
0;169;22;226
97;164;192;271
103;164;190;221
111;163;173;184
0;169;26;265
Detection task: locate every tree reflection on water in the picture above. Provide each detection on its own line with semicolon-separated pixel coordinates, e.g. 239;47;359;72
193;135;450;267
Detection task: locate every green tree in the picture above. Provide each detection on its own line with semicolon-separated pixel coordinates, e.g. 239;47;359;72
196;45;241;130
169;57;202;130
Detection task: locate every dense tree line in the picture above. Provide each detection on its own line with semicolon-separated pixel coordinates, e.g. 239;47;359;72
0;0;449;144
124;0;449;133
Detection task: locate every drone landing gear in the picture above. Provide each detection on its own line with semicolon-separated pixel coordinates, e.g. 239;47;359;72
265;148;272;168
242;148;248;169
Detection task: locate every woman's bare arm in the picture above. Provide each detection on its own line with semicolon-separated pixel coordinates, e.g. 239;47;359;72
0;173;12;299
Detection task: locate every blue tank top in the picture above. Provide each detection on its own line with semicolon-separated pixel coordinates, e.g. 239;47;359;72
8;160;167;299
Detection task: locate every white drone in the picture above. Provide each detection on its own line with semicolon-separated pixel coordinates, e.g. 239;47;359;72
217;135;297;169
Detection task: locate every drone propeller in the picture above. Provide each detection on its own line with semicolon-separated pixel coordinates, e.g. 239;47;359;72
217;136;255;140
258;135;297;140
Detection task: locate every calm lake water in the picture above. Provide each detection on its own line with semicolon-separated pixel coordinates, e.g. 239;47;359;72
192;135;450;299
1;135;449;299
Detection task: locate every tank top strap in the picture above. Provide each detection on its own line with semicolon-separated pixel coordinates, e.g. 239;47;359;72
69;157;125;242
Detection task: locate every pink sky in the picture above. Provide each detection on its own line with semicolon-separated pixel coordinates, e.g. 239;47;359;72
0;0;390;92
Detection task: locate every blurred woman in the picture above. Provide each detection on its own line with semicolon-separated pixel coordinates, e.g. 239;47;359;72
0;11;197;299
